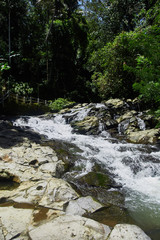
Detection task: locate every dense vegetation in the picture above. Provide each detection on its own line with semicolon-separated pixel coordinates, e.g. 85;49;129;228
0;0;160;109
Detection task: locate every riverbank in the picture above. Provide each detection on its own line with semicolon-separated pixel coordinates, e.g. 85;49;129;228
1;98;160;239
0;116;152;239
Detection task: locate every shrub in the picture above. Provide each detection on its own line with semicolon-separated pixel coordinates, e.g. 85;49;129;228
48;98;75;112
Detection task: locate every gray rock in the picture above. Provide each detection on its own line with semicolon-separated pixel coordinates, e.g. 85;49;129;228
28;215;111;240
0;143;64;182
117;111;137;123
104;99;127;109
65;196;103;216
0;206;33;240
39;178;79;210
72;116;99;135
107;224;151;240
127;128;160;144
0;179;78;210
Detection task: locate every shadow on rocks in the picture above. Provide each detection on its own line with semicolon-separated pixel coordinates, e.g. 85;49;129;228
0;119;42;148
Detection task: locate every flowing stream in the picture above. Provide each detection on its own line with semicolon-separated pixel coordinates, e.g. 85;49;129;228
13;104;160;240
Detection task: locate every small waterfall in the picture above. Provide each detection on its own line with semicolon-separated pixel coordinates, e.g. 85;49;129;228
118;120;130;135
118;115;146;135
137;117;146;130
69;106;91;122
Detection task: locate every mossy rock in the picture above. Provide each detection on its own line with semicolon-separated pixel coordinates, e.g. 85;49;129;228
127;128;160;144
85;205;135;227
71;116;99;135
78;172;114;189
96;189;124;206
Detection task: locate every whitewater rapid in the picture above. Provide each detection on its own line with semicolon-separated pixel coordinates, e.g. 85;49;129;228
13;105;160;233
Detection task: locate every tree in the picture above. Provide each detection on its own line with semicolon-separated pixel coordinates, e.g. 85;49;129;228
37;0;89;101
82;0;145;48
88;31;137;99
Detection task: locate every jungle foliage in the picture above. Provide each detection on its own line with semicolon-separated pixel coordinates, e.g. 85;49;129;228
0;0;160;108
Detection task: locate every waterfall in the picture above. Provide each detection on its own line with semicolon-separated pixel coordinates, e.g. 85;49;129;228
137;116;146;130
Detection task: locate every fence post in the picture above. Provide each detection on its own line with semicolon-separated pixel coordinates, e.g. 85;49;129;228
30;96;32;105
45;100;47;105
8;91;10;101
2;94;4;108
16;94;19;103
37;98;39;104
23;96;26;104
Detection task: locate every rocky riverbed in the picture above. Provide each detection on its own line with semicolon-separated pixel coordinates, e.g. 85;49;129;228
1;98;159;240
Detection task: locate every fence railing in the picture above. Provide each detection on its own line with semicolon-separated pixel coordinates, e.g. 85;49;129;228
10;93;49;105
0;91;49;107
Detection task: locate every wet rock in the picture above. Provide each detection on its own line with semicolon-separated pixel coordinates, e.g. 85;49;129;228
108;224;151;240
104;118;118;130
28;215;111;240
65;196;103;216
86;205;135;228
67;177;125;212
77;172;116;189
104;99;127;109
32;207;62;225
42;139;82;173
118;116;145;135
127;128;160;144
103;99;129;116
0;120;13;130
96;190;124;207
141;112;159;129
117;111;137;124
71;116;99;135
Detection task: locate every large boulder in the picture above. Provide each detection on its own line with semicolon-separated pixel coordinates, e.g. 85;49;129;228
28;215;111;240
103;99;129;116
104;99;128;110
0;143;65;182
117;111;137;124
127;128;160;144
71;116;99;135
0;178;79;210
77;172;116;189
107;224;151;240
87;205;134;228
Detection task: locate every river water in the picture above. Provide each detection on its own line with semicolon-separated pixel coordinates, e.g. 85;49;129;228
13;104;160;240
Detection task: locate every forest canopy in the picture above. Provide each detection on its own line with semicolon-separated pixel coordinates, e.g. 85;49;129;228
0;0;160;106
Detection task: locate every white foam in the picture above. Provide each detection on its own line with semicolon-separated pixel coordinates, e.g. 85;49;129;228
13;110;160;209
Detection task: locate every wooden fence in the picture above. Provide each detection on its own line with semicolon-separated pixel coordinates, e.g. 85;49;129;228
0;91;49;106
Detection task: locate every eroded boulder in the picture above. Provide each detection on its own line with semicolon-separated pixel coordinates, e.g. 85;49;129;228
0;178;79;210
0;143;65;182
108;224;151;240
28;215;111;240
